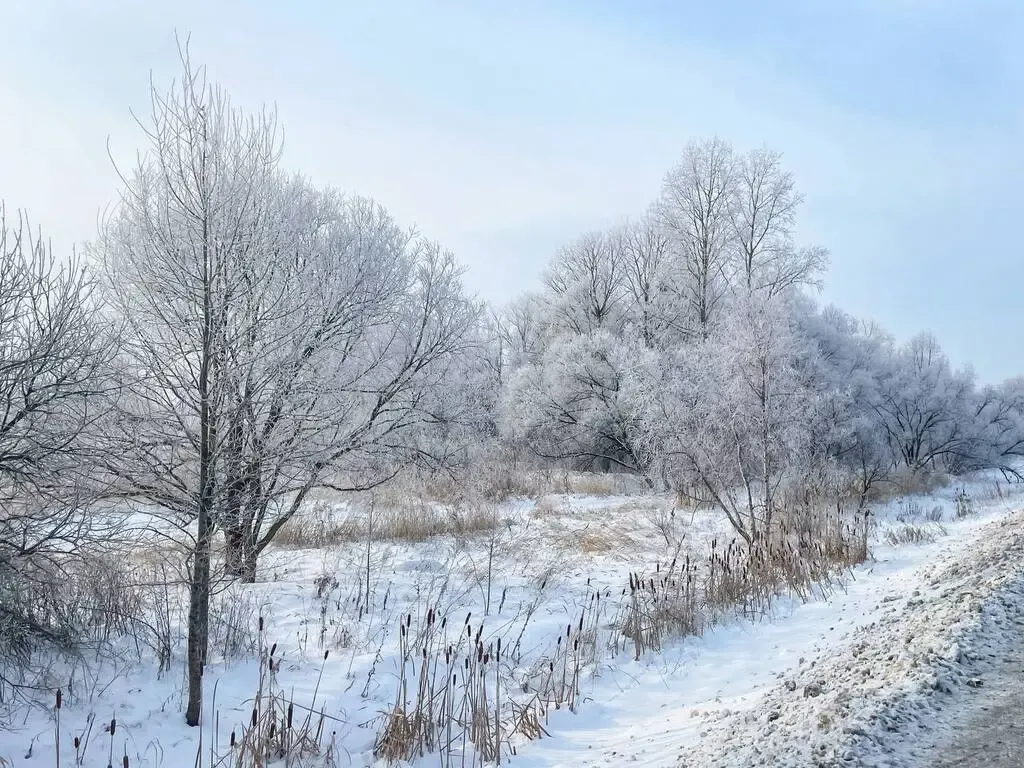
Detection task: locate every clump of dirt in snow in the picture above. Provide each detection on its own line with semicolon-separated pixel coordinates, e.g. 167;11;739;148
677;511;1024;768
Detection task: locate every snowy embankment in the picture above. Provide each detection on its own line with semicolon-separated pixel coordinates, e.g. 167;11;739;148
1;475;1022;768
509;480;1024;768
664;504;1024;768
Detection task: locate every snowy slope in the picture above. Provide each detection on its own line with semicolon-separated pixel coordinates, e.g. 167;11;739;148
511;482;1024;768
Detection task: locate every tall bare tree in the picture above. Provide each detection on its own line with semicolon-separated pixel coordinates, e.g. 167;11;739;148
96;48;478;725
653;138;735;338
96;49;282;726
729;147;827;297
544;230;626;336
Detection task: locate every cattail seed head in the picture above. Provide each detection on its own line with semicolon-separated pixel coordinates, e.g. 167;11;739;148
110;717;116;736
55;689;62;710
230;731;236;748
258;616;264;631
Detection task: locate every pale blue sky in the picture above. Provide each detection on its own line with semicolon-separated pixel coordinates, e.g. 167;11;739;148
1;0;1021;381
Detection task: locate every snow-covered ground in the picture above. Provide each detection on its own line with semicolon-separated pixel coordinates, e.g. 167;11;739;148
2;473;1023;768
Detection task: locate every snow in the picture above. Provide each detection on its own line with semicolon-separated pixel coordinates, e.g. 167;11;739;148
2;473;1023;768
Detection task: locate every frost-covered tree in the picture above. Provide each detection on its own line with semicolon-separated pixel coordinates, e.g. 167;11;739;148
616;218;681;348
500;330;656;474
652;138;735;337
728;147;828;298
96;51;477;725
543;231;626;336
870;332;975;472
0;208;117;685
641;294;814;542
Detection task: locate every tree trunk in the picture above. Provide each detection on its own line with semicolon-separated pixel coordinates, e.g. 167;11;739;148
184;501;213;726
223;524;245;578
240;548;258;584
185;205;216;728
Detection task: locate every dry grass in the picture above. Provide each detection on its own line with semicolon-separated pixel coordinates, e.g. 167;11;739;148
884;522;946;546
615;505;871;660
273;502;361;549
578;531;615;553
885;469;951;499
272;497;501;551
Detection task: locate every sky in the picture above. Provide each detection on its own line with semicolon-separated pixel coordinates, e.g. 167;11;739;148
0;0;1021;381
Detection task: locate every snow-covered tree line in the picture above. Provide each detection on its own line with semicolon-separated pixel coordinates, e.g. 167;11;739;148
0;55;1022;719
490;139;1024;543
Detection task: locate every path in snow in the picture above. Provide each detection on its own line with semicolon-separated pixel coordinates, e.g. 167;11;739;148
920;606;1024;767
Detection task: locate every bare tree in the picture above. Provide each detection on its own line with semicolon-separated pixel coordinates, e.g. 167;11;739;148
0;207;116;688
215;193;479;581
544;230;626;336
96;48;478;725
653;138;735;338
616;218;676;348
640;295;813;543
728;147;827;297
95;49;282;726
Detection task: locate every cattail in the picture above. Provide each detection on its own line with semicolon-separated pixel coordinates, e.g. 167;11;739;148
286;703;293;729
230;731;236;748
323;650;329;661
73;737;80;750
258;616;264;631
251;708;258;727
122;756;129;768
109;717;116;736
269;721;276;738
55;689;62;710
270;642;277;657
464;612;472;625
